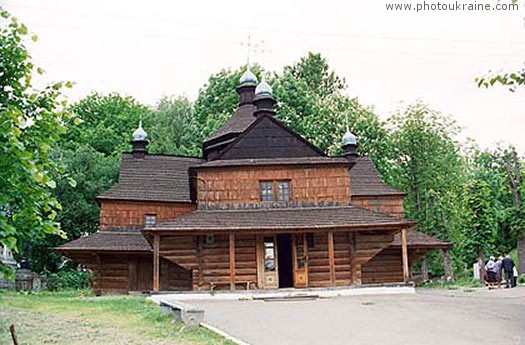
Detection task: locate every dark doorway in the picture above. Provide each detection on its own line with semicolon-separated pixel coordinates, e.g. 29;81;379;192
276;234;293;288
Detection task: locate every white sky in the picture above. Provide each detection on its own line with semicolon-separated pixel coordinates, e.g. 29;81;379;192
6;0;525;153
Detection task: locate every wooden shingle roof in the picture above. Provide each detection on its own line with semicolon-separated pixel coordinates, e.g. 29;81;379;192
391;229;451;248
351;157;405;197
55;231;151;252
146;206;414;233
205;104;257;143
97;154;203;203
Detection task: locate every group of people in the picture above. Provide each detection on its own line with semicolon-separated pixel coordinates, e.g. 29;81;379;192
484;255;518;289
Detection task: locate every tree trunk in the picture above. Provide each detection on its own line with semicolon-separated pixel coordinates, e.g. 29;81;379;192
477;250;485;283
421;257;429;281
440;249;454;280
518;235;525;274
504;148;523;273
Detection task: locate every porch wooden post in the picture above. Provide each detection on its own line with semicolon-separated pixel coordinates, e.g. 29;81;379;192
197;235;204;290
153;234;160;292
349;232;361;285
95;253;101;293
328;231;336;286
229;233;236;291
401;228;410;283
129;257;138;291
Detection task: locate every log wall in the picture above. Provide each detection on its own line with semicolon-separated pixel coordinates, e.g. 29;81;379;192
361;247;431;284
157;230;400;291
159;234;258;290
307;232;330;287
99;200;194;229
362;248;403;284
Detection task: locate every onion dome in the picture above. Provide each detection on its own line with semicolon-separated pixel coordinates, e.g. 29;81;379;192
132;120;148;141
342;130;357;146
255;74;272;96
239;67;258;85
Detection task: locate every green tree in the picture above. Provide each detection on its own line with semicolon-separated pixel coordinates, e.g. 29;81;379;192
63;92;150;156
0;8;73;276
459;179;498;278
273;53;391;167
387;102;466;275
477;68;525;92
193;53;390;165
148;96;198;156
28;146;119;273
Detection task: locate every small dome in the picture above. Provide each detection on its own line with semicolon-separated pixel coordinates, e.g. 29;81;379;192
342;130;357;146
239;68;258;85
255;77;272;96
132;120;148;141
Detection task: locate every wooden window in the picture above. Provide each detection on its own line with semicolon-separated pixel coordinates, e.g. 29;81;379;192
144;214;157;227
260;181;274;201
260;180;291;202
277;180;290;201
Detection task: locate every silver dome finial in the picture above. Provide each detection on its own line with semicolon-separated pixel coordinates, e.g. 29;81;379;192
132;117;148;141
255;71;272;96
342;111;357;146
239;64;258;85
342;130;357;146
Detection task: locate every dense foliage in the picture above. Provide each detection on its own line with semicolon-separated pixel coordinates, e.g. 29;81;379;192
0;8;75;277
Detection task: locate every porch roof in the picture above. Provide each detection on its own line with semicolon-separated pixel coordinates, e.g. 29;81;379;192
55;230;151;253
145;206;414;233
391;229;451;249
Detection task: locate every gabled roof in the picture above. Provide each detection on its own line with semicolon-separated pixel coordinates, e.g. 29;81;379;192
97;154;203;203
218;114;325;160
391;229;451;248
55;230;151;252
145;206;414;233
351;157;405;197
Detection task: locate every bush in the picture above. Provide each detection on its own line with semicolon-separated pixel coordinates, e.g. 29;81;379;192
46;269;88;291
518;275;525;284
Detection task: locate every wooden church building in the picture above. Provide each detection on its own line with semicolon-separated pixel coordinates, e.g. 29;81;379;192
56;69;451;293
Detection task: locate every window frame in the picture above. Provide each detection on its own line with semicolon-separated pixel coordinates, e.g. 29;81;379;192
144;214;157;227
259;180;292;202
260;180;274;202
276;180;291;202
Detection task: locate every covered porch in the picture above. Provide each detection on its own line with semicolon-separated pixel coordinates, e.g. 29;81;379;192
144;206;416;292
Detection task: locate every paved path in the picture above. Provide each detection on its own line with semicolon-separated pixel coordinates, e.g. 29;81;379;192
189;286;525;345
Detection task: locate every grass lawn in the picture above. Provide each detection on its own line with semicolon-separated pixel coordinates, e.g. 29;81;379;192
0;290;234;345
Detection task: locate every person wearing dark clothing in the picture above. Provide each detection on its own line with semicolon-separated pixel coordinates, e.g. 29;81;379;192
485;256;497;289
502;255;515;288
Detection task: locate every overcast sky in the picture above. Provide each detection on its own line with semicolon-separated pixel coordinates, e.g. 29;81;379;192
5;0;525;153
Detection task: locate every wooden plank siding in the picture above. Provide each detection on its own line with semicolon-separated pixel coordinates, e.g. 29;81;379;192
92;254;192;294
197;165;350;207
100;200;194;230
159;234;257;290
362;247;432;284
